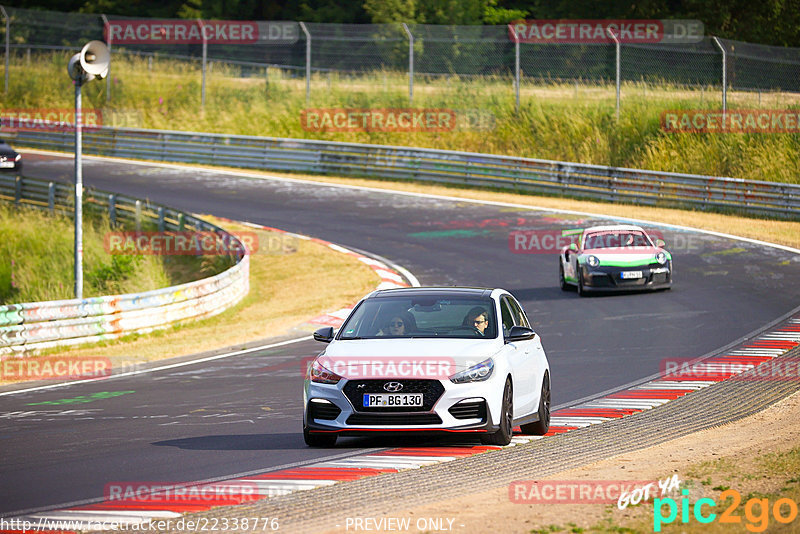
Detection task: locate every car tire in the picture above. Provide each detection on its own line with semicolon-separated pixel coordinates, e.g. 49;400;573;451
520;372;550;436
559;260;569;291
577;269;587;297
481;378;513;446
303;425;337;447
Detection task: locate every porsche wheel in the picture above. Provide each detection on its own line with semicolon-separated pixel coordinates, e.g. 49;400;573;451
559;261;569;291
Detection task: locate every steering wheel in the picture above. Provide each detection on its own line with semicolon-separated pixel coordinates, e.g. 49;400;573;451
450;326;482;336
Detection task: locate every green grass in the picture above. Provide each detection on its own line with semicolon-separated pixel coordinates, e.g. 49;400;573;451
3;51;800;183
0;202;223;304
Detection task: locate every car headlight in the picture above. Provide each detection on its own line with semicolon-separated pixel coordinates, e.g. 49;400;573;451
14;154;21;162
587;255;600;268
656;252;667;265
309;359;342;384
449;358;494;384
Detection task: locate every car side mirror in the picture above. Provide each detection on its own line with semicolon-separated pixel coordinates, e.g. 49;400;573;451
313;327;334;343
655;239;666;248
568;243;578;251
505;325;536;343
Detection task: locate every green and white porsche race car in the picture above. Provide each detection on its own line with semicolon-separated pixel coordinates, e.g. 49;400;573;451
559;225;672;296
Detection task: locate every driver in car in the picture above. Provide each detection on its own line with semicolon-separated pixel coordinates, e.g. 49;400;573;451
464;306;490;336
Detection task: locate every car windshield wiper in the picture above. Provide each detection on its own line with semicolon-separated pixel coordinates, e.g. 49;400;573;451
339;336;363;340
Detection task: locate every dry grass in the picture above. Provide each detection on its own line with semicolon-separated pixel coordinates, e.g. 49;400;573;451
1;218;379;385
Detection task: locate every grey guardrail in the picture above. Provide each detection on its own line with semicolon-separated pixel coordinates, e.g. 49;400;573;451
0;175;250;355
2;125;800;219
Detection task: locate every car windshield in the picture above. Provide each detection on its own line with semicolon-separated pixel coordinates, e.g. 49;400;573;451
338;295;497;339
584;230;651;249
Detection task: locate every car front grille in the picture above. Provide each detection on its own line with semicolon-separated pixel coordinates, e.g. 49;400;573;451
343;379;445;412
448;400;487;421
346;413;443;425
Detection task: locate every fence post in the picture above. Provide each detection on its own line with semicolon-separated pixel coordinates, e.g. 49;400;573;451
712;37;727;115
402;23;414;105
198;19;207;108
1;6;9;94
108;193;117;226
135;199;141;231
101;14;111;102
14;174;20;205
299;22;310;104
157;206;165;231
607;28;620;121
508;23;520;113
48;182;55;212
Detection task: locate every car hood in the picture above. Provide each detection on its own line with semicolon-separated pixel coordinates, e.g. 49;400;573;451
582;247;665;266
320;337;502;378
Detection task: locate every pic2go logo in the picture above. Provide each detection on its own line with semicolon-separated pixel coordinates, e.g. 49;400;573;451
654;489;799;532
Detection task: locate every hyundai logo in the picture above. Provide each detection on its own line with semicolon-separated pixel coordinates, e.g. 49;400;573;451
383;382;403;392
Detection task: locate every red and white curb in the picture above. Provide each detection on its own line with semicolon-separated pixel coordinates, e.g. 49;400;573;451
235;221;412;328
548;315;800;433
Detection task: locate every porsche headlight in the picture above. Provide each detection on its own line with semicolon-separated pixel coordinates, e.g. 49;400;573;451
587;255;600;268
450;358;494;384
656;252;667;265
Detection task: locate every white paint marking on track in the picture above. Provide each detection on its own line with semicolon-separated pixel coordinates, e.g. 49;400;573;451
633;381;716;389
549;417;611;427
0;336;313;398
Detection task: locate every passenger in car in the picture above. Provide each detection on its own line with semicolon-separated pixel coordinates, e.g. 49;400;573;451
377;310;417;336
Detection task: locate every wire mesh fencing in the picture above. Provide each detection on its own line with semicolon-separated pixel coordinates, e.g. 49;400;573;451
2;6;800;113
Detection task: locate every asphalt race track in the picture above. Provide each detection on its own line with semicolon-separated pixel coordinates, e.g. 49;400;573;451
2;151;800;515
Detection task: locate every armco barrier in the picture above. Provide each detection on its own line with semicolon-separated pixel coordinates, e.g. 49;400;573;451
0;175;249;356
2;125;799;219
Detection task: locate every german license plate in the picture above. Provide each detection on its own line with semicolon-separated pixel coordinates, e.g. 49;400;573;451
363;393;423;407
620;271;643;279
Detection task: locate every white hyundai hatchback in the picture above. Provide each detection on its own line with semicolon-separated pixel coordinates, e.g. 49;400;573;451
303;287;551;447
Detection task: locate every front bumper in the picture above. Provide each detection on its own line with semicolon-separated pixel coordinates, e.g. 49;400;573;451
304;377;503;436
581;261;672;291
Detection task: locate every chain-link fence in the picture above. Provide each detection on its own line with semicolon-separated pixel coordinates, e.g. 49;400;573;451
2;5;800;112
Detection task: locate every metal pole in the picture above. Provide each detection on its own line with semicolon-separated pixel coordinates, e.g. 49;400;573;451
712;37;727;114
402;23;413;105
101;14;111;102
74;79;83;299
509;24;519;112
299;22;310;103
1;6;9;95
607;28;620;121
198;19;206;108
